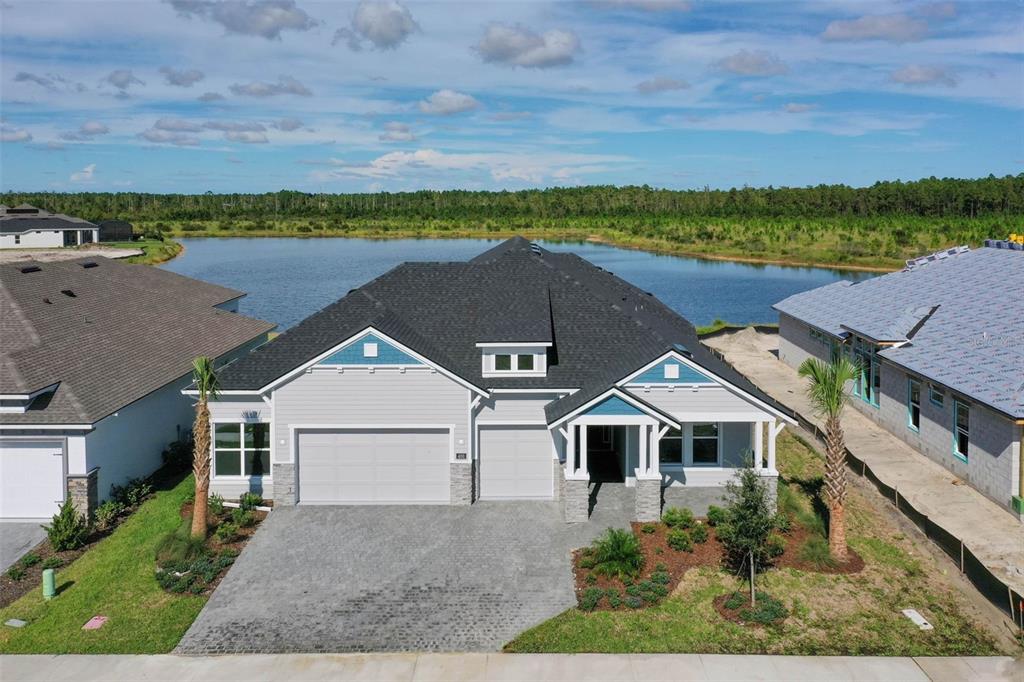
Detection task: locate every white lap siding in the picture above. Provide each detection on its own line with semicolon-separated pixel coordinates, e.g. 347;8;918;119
629;385;766;422
207;396;274;499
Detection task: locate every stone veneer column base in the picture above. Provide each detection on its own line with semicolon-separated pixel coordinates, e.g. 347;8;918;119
563;477;590;523
553;459;564;501
634;475;662;522
273;463;296;505
450;460;474;505
67;468;98;520
759;472;779;511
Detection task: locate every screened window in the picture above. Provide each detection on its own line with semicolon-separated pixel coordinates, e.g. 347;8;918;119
953;400;969;459
691;423;720;465
907;378;921;431
214;423;270;477
659;428;683;465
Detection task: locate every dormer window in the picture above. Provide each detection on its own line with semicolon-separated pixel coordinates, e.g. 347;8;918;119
479;343;549;377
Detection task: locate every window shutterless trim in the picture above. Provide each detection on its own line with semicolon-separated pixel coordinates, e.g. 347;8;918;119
907;377;921;432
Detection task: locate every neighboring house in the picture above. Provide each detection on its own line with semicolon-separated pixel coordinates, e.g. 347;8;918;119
0;258;275;520
0;204;99;249
774;240;1024;519
97;220;134;242
196;237;793;523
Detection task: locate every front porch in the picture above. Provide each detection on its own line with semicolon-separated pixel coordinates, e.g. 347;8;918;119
558;418;783;523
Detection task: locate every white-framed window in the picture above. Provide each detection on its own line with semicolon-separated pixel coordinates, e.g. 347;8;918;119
213;422;271;477
664;364;679;380
363;342;378;358
14;235;20;245
929;384;945;408
691;423;720;466
487;352;542;374
659;427;683;465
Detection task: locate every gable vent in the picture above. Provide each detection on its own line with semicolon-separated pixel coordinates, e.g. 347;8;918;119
19;265;41;274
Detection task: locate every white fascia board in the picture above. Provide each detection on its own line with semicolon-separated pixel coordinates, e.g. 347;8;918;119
257;326;488;397
475;342;553;348
547;387;681;430
0;383;60;402
0;423;93;431
616;350;795;425
489;388;578;394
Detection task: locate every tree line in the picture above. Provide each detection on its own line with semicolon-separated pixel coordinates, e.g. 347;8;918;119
3;174;1021;223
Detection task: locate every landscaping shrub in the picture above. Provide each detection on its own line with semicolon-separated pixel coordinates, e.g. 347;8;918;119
141;226;164;241
641;524;656;534
650;569;670;585
239;492;263;511
662;507;695;529
41;557;63;570
154;528;207;564
766;533;786;558
590;528;644;580
214;521;239;544
6;566;26;581
44;499;89;551
690;524;709;544
156;554;235;595
580;587;604;611
739;592;788;625
706;505;727;527
161;439;193;473
798;535;837;570
20;552;41;568
578;547;597;569
607;590;622;608
111;477;153;508
774;513;791;534
94;499;125;531
209;493;225;517
231;508;256;527
625;595;644;609
667;528;693;552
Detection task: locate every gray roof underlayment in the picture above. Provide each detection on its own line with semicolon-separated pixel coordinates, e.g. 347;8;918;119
217;237;790;424
774;246;1024;419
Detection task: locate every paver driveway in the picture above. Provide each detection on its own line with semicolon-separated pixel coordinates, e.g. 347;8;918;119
177;492;631;653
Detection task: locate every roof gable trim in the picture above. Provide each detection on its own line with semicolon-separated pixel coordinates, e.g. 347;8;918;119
548;387;680;429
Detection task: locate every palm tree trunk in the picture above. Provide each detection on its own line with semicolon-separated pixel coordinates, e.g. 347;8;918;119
191;398;211;538
824;415;848;561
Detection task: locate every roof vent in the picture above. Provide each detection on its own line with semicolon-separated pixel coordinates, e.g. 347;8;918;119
81;261;99;269
19;265;41;274
61;289;76;298
529;242;543;255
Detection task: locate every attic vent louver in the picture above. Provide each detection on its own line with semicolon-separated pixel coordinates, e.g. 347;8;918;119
529;242;543;255
20;265;41;274
81;261;99;269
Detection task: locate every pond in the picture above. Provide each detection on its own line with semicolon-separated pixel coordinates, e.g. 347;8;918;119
161;237;875;330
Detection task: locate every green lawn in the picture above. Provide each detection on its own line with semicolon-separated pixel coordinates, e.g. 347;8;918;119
506;432;1008;656
106;239;182;265
0;476;205;654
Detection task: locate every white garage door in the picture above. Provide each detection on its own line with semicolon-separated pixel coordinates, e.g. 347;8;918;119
297;428;450;504
0;440;65;519
479;426;554;499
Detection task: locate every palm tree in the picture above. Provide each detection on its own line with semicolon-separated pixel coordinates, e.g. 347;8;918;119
797;356;859;562
190;356;219;539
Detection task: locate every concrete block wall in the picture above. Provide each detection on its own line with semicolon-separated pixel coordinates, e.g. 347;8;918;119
66;468;98;520
634;477;661;521
777;313;830;370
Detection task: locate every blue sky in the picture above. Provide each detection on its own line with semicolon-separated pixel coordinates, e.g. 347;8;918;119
1;0;1021;193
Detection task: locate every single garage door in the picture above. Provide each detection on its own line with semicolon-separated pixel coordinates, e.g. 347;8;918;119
297;428;450;504
0;440;65;519
479;426;554;499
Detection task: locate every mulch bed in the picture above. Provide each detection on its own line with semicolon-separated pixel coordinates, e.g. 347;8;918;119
0;533;97;609
712;592;786;627
773;523;865;574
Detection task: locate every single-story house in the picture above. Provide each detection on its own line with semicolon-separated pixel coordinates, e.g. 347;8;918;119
774;239;1024;519
0;258;275;520
196;237;794;522
0;204;99;249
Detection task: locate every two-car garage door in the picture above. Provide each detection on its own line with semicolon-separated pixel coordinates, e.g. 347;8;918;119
297;428;450;504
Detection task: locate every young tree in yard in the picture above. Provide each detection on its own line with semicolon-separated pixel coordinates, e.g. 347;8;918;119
190;356;219;539
720;467;775;606
797;357;859;562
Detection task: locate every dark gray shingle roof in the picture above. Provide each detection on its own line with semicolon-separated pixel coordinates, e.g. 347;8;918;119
0;258;276;425
217;237;788;423
0;205;96;235
774;247;1024;419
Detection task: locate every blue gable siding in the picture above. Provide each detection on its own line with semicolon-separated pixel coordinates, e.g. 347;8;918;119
628;360;714;385
585;395;645;417
319;333;423;366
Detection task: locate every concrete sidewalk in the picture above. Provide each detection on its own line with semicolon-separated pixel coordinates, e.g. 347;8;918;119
704;328;1024;599
1;653;1020;681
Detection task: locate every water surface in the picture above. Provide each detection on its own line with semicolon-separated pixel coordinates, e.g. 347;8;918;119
162;237;873;329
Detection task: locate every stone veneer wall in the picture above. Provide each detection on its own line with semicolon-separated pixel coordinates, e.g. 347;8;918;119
450;460;474;505
563;478;589;523
634;477;661;522
273;463;296;505
67;468;98;520
553;459;563;501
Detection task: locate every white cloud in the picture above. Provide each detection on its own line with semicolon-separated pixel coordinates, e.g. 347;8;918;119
272;117;303;131
890;65;957;87
160;66;205;87
229;75;311;97
475;23;581;69
197;92;225;102
489;111;532;121
70;163;96;182
204;120;266;131
333;0;418;51
155;117;204;132
1;125;32;143
714;50;788;77
103;69;144;91
635;77;689;94
59;121;110;141
783;102;817;113
139;129;201;146
225;130;268;143
821;14;928;43
166;0;317;40
418;89;480;115
379;121;415;141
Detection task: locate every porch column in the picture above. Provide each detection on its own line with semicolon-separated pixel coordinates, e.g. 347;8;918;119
652;424;664;476
566;423;576;476
579;424;588;477
754;420;765;471
639;424;648;475
767;418;781;474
